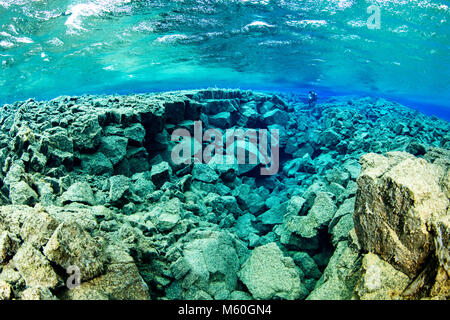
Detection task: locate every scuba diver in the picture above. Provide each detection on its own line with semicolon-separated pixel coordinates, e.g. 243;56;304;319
308;90;320;118
308;91;318;109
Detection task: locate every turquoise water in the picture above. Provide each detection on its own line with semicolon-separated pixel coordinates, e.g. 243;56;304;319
1;0;449;118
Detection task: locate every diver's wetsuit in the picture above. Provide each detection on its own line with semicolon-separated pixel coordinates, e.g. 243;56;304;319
308;91;318;108
308;91;319;118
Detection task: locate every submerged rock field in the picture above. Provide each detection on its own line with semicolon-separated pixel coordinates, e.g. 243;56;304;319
0;89;448;300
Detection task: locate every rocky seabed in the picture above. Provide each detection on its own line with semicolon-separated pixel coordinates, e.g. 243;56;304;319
0;89;448;300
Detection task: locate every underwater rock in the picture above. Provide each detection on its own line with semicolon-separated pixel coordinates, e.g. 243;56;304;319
354;253;410;300
204;193;241;219
9;181;38;205
354;152;449;277
150;161;172;188
192;163;219;183
292;252;322;280
0;280;13;300
329;197;355;230
238;242;306;300
29;149;47;173
208;154;238;182
0;231;20;263
124;123;146;145
326;167;350;187
233;213;259;244
20;209;58;248
342;159;361;180
98;135;128;166
329;214;354;246
5;204;138;300
204;99;237;115
286;192;336;239
131;172;156;199
43;222;105;281
108;175;131;204
319;128;341;148
433;215;450;275
208;112;232;129
44;128;74;164
286;196;305;216
69;114;102;151
307;241;361;300
155;208;182;232
13;242;60;288
61;182;96;206
61;246;149;300
307;192;336;229
20;287;57;300
0;89;449;301
256;202;286;227
166;229;247;300
81;152;113;176
262;109;289;126
232;184;266;216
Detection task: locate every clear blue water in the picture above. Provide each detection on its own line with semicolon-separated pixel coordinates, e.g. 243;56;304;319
1;0;449;119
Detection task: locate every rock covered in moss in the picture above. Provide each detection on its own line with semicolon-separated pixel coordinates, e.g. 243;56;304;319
43;222;105;281
354;152;449;277
13;242;60;288
60;247;149;300
19;209;58;248
0;231;20;263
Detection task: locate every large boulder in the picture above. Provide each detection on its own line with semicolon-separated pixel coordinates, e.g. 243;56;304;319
81;152;113;176
9;181;38;205
98;135;128;165
238;242;306;300
307;241;361;300
69;113;102;151
43;222;106;281
354;253;410;300
166;229;248;300
262;109;289;126
285;192;336;239
60;246;150;300
13;243;60;288
150;161;172;188
60;182;96;206
192;163;219;183
354;152;449;277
